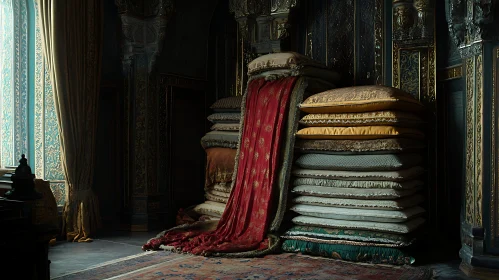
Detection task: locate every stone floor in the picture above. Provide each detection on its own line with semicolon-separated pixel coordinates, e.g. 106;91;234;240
48;231;477;279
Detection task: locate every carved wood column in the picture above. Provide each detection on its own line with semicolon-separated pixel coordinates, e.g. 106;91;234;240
115;0;174;231
444;0;499;276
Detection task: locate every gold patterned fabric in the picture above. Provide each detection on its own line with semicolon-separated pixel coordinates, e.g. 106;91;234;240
300;111;423;128
37;0;103;242
296;126;425;140
299;85;424;113
295;138;426;154
247;52;327;75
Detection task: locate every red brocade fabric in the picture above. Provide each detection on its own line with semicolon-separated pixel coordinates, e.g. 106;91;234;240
143;77;298;255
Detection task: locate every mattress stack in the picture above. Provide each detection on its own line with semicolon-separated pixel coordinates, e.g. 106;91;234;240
281;85;427;265
193;96;243;221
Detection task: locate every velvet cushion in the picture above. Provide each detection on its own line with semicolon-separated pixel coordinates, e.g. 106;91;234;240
283;225;415;246
210;123;241;131
296;126;425;140
294;153;422;171
292;215;426;234
291;185;420;199
299;85;424;114
207;113;241;124
201;131;239;149
204;147;237;187
299;111;423;127
295;138;426;155
193;201;226;217
210;96;243;111
292;166;425;182
292;194;425;210
282;239;415;265
292;178;423;190
290;204;425;223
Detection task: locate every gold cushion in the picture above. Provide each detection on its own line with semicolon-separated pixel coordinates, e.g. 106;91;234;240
247;52;327;75
300;85;424;113
296;126;425;140
300;111;423;127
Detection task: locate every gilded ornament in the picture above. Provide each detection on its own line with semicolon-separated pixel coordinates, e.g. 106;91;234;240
438;65;463;81
475;54;483;227
465;57;475;225
374;0;384;85
493;47;498;240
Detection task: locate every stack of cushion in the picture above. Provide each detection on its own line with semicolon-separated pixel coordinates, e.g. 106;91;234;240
194;96;243;220
281;85;427;265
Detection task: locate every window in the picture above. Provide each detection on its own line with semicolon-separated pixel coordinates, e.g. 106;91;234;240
0;0;65;206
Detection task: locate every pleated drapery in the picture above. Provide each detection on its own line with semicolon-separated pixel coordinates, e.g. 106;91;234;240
36;0;103;242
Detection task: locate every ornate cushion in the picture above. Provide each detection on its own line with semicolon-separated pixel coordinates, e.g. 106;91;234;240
207;113;241;124
283;225;415;246
248;52;327;75
206;189;230;198
193;201;226;217
292;166;425;182
282;239;416;264
247;52;340;83
291;185;421;199
295;138;426;155
299;111;423;127
294;153;422;171
201;131;239;149
293;178;423;189
292;215;426;234
292;194;425;210
296;126;425;140
205;182;232;194
299;85;424;113
290;204;425;223
210;123;241;131
204;147;237;187
210;96;243;111
205;193;229;204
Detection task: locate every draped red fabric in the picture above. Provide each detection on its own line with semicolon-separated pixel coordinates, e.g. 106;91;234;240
143;77;298;255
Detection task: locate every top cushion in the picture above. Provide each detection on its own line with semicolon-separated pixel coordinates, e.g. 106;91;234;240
210;96;243;111
299;85;424;113
247;52;327;75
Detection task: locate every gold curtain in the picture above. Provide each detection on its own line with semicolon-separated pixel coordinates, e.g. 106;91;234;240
36;0;103;242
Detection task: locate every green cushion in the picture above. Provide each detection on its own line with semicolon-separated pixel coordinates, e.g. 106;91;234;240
207;113;241;124
210;96;243;111
283;225;415;246
292;215;425;234
292;166;424;182
201;131;239;149
282;239;415;265
292;185;421;199
292;194;425;210
292;178;423;189
295;153;422;171
290;204;425;223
